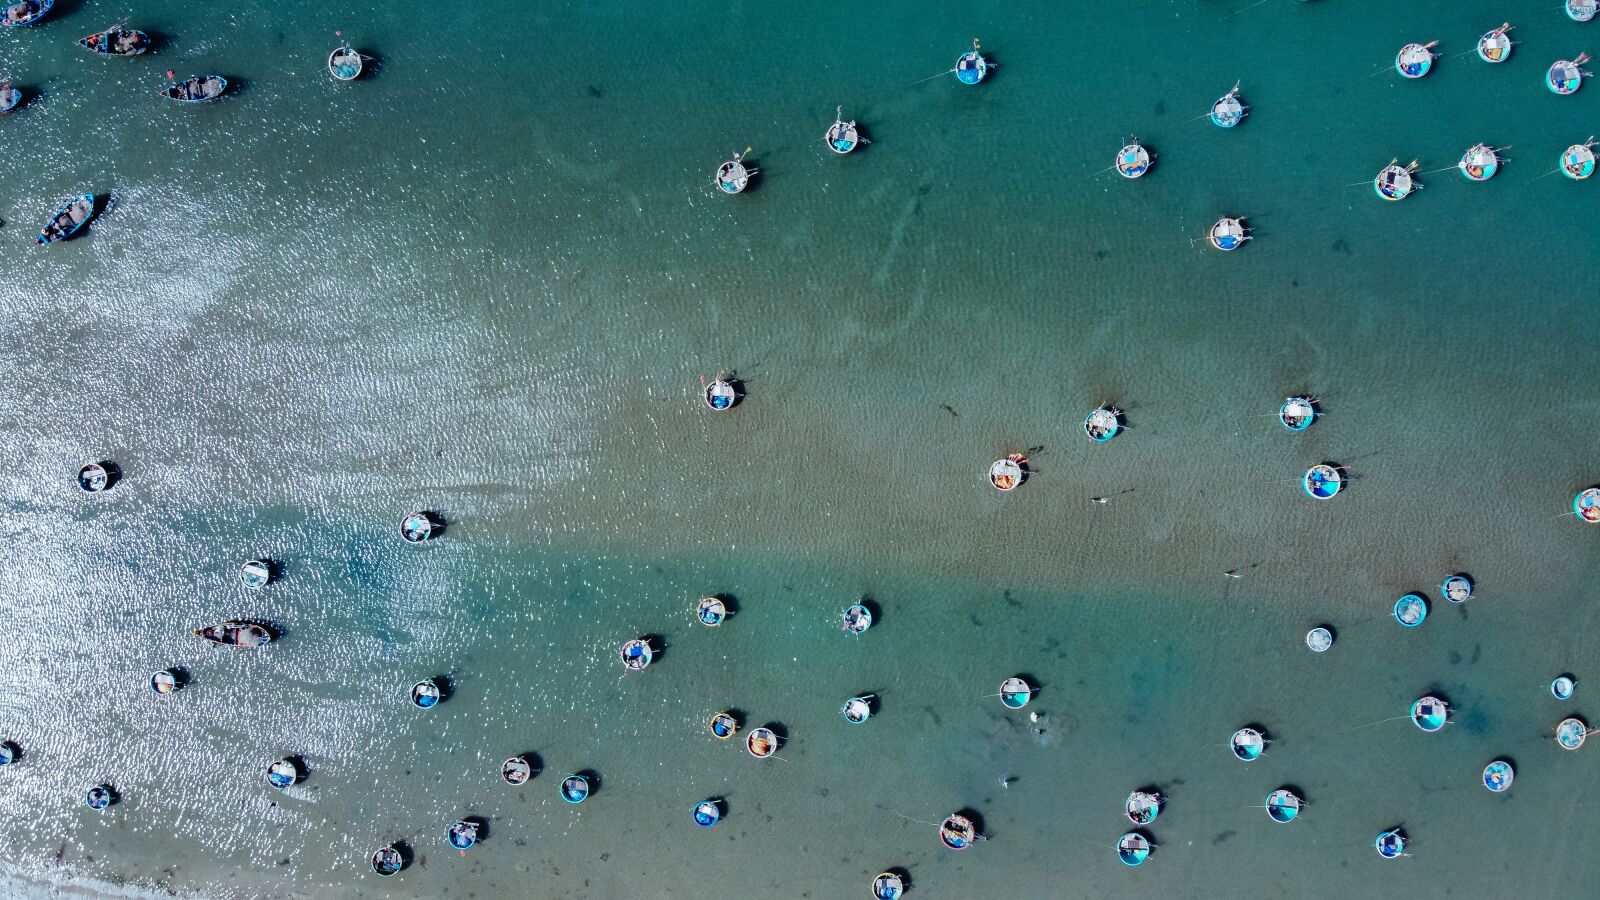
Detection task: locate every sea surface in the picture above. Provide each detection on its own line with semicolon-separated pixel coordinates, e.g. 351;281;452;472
1;0;1598;897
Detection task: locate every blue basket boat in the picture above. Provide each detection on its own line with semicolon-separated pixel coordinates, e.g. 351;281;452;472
266;758;300;790
1482;760;1513;793
825;107;864;154
329;41;363;81
715;151;754;194
561;774;591;803
1375;829;1407;858
1303;464;1341;499
872;872;905;900
77;463;111;493
1458;144;1502;182
446;820;479;851
159;74;228;103
240;560;271;589
1570;0;1598;22
1208;216;1249;251
1209;81;1245;127
697;596;727;626
1393;593;1427;627
842;602;873;634
1116;142;1152;179
84;784;114;810
999;676;1031;709
1548;55;1590;95
1116;832;1151;866
1266;789;1301;823
1476;24;1513;63
1395;42;1437;78
1125;791;1161;826
708;710;739;739
411;679;440;709
1576;487;1600;522
1374;160;1418;201
1552;676;1576;700
938;813;974;850
955;39;989;84
1;0;51;27
400;512;436;543
37;194;95;245
619;638;653;671
1411;695;1448;732
841;695;874;724
1441;575;1472;604
1231;727;1266;761
1083;406;1121;442
1562;140;1597;180
1556;717;1588;751
371;844;405;877
692;799;721;828
1279;396;1315;431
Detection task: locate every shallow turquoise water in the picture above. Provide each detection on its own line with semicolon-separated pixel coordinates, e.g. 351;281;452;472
1;0;1598;897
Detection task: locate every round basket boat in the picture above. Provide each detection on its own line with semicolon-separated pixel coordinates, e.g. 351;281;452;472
620;638;653;671
0;742;16;766
1573;488;1600;522
746;727;779;759
705;379;737;410
1374;163;1416;201
692;799;721;827
1459;144;1499;182
1279;396;1315;431
1375;829;1407;858
1552;676;1576;700
446;820;479;851
1303;464;1341;499
1208;217;1248;251
709;711;739;739
1116;143;1151;179
561;774;591;803
501;756;532;785
1556;716;1588;750
1394;593;1428;628
400;512;435;544
1117;832;1151;866
1305;627;1334;653
77;463;111;493
1266;789;1301;823
411;679;441;709
1411;695;1448;732
697;596;728;626
328;44;363;81
1571;0;1599;22
999;676;1032;709
826;111;861;155
240;560;270;589
149;669;180;695
988;454;1027;491
1441;575;1473;604
1395;43;1436;79
955;49;988;85
1231;727;1266;761
371;844;405;877
842;696;873;724
1548;56;1589;95
1124;791;1161;826
939;813;975;850
84;785;113;810
872;872;905;900
1083;407;1121;442
1562;142;1597;180
842;602;873;634
1477;26;1513;63
1210;86;1244;128
266;758;300;790
716;157;750;194
1482;760;1514;793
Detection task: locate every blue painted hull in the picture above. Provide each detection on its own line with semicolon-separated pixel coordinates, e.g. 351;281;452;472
36;194;95;245
1;0;52;27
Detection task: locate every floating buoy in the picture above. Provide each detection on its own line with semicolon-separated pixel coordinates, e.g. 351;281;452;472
1125;791;1161;826
692;799;721;827
1441;575;1473;604
825;107;863;154
1116;141;1152;179
705;378;737;410
1574;487;1600;522
501;756;532;785
266;758;300;790
1083;406;1121;442
619;638;653;671
1477;24;1513;63
1394;593;1427;628
871;872;905;900
1556;716;1588;750
1117;832;1151;866
400;512;435;544
1279;396;1316;431
1395;42;1438;78
1231;727;1266;761
1266;789;1301;823
1552;676;1576;700
1411;695;1449;732
999;676;1032;709
240;560;270;589
371;844;405;877
842;602;873;634
1208;216;1249;251
939;813;976;850
1571;0;1598;22
747;727;779;759
1374;159;1419;201
716;150;755;194
84;785;114;810
561;774;591;803
149;669;180;695
1375;829;1407;858
411;679;441;709
1562;139;1597;180
1458;144;1503;182
988;454;1027;491
1482;760;1514;793
77;463;112;493
841;695;873;724
1209;81;1245;127
1303;464;1341;499
697;596;728;626
0;742;17;766
1549;54;1591;95
708;711;739;739
446;819;479;851
1305;627;1333;653
955;38;989;85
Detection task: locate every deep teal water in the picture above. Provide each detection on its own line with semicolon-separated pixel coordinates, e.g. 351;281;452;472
1;0;1598;897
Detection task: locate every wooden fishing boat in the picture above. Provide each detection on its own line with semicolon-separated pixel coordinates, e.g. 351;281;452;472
1;0;51;27
328;42;363;81
160;74;228;103
193;620;273;648
80;25;151;56
36;194;95;245
0;83;20;114
1476;24;1513;64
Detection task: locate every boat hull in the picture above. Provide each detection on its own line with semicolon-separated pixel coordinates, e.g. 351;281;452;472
193;621;273;648
36;194;95;245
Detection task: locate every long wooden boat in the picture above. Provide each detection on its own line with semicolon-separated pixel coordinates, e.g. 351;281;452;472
160;74;228;103
2;0;52;27
36;194;95;245
80;25;151;57
193;621;273;648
